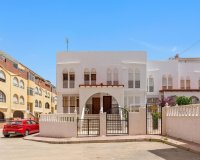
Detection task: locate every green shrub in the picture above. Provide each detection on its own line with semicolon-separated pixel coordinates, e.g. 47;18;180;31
152;112;161;129
176;96;192;105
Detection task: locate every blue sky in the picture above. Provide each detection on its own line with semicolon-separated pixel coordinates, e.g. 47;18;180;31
1;0;200;85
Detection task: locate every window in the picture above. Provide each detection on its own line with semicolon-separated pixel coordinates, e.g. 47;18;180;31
35;87;39;95
113;68;119;85
180;78;185;89
162;75;167;90
70;96;76;107
0;70;6;82
28;72;35;82
135;69;140;88
91;68;96;85
84;68;90;85
168;75;173;89
13;77;19;87
45;102;50;109
128;69;134;88
31;121;36;124
149;76;154;92
13;63;18;69
63;96;69;107
19;80;24;89
13;94;19;104
26;120;31;124
35;100;38;107
39;101;42;108
63;69;68;88
19;96;24;105
69;69;75;88
0;90;6;102
186;77;190;89
107;68;112;85
27;87;34;96
39;88;42;96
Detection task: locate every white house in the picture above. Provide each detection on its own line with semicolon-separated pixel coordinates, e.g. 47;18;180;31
56;51;147;118
147;56;200;104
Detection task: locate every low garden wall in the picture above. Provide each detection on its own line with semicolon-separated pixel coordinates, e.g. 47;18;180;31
164;105;200;144
39;113;77;138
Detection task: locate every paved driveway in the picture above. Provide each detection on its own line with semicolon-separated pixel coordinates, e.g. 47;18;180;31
0;132;200;160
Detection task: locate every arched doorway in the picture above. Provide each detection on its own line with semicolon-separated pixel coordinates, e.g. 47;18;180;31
0;112;5;122
13;111;24;119
85;93;119;114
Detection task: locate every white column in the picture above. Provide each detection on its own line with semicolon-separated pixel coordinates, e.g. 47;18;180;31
57;93;63;113
100;93;103;113
68;96;70;113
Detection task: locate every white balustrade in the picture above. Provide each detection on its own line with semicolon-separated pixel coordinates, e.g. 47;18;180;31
166;104;200;117
40;113;77;123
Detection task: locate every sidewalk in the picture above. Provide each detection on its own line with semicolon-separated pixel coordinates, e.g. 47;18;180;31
24;134;200;155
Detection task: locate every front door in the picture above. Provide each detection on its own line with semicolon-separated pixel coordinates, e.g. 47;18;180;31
92;98;100;114
103;96;112;113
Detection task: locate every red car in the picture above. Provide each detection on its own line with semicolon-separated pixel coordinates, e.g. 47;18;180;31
3;119;39;137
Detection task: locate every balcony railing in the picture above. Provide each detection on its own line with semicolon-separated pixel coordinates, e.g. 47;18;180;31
113;81;119;85
107;81;112;85
69;81;75;88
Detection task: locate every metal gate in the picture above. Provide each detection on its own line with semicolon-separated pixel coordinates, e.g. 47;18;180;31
106;107;128;135
146;104;162;135
77;118;100;136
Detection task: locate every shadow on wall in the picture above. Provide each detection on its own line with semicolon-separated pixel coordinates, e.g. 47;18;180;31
148;147;200;160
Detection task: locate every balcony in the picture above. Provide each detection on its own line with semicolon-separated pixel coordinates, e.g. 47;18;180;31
79;82;124;88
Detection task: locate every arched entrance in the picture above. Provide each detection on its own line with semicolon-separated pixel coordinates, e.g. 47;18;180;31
0;111;5;122
85;93;119;114
13;111;24;119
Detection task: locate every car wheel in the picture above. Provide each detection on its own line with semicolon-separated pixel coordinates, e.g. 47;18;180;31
24;130;29;137
3;134;10;138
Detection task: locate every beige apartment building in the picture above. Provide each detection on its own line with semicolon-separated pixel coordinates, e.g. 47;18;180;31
0;51;57;121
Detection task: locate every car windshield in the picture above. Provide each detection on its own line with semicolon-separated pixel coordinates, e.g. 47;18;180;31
7;121;22;125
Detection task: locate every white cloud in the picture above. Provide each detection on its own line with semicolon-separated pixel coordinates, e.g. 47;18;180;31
129;38;166;52
171;46;177;52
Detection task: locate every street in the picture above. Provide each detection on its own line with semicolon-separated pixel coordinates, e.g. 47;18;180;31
0;131;199;160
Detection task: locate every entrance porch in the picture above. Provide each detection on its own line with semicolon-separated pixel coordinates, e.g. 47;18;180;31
85;93;119;114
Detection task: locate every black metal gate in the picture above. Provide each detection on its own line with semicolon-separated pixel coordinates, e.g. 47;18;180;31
77;118;100;136
146;104;162;135
106;107;128;135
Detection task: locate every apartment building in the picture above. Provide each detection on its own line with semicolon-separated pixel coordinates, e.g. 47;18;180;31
0;51;57;121
56;51;147;118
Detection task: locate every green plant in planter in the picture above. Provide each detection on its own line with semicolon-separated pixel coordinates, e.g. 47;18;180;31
176;96;192;105
152;112;160;129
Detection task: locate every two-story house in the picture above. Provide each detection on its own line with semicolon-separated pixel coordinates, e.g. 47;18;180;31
56;51;147;118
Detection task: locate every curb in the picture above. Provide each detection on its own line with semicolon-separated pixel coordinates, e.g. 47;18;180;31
24;136;200;155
